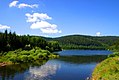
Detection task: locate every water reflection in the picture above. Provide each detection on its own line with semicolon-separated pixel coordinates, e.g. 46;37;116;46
0;61;47;80
0;50;112;80
59;55;108;64
25;62;61;80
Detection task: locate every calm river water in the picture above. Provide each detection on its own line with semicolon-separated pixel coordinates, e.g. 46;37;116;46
0;50;112;80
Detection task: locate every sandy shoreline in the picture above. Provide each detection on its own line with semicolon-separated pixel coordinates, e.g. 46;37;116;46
0;62;12;67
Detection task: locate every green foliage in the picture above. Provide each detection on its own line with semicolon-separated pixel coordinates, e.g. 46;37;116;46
19;55;28;62
108;52;119;57
0;48;59;64
108;39;119;52
9;56;17;63
92;57;119;80
20;50;30;55
47;41;62;52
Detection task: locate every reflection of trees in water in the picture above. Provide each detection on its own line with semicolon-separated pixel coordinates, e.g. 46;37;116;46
0;64;29;80
59;55;108;64
0;60;47;80
25;63;61;80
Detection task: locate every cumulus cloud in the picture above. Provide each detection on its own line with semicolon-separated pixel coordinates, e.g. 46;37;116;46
9;1;18;7
30;21;56;29
96;32;101;36
26;13;61;34
0;24;11;29
30;21;61;34
9;1;38;8
25;13;52;22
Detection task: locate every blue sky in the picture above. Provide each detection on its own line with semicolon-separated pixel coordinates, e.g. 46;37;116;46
0;0;119;37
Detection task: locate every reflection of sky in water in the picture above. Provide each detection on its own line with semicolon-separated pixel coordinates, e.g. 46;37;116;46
25;62;60;80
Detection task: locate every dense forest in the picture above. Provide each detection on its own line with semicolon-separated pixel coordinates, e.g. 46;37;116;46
0;30;61;53
43;35;119;50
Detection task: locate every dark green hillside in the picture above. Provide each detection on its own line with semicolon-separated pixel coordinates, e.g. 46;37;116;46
43;35;119;50
0;30;61;53
91;36;119;46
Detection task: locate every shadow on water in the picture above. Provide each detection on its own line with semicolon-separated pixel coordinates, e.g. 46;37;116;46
0;60;47;80
58;55;108;64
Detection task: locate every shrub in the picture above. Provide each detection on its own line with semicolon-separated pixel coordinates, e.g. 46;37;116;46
37;54;43;59
0;47;59;64
29;49;35;54
28;55;34;62
35;50;42;54
20;55;28;62
40;50;48;53
33;56;39;61
9;55;17;63
108;52;119;57
21;51;30;55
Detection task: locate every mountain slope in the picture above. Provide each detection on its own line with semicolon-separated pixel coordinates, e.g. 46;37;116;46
42;35;119;50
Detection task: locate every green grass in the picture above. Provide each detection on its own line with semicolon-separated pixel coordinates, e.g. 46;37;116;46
92;52;119;80
0;47;59;64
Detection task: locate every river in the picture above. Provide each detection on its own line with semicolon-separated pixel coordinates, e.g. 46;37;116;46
0;50;112;80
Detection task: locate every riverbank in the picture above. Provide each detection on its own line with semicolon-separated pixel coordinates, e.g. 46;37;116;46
0;47;59;67
0;62;13;67
91;52;119;80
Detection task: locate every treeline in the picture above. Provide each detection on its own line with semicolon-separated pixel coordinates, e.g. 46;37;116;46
61;45;105;50
43;35;119;50
0;30;61;53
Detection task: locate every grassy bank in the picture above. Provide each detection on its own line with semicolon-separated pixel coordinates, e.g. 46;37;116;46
0;47;59;66
92;52;119;80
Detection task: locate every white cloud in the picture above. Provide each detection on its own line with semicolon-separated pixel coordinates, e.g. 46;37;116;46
26;13;61;34
9;1;18;7
96;32;101;36
30;21;56;29
18;3;38;8
0;24;11;29
41;28;62;34
25;63;60;80
25;13;52;23
9;1;38;8
30;21;61;34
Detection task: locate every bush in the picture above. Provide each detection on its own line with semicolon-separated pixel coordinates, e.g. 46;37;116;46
9;55;17;63
21;51;30;55
0;47;59;64
37;53;43;58
29;49;35;54
28;55;34;61
20;55;28;62
40;50;48;53
33;56;39;61
35;50;42;54
108;52;119;57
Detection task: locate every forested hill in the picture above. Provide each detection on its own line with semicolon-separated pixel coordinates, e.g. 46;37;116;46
42;35;119;50
0;30;62;53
